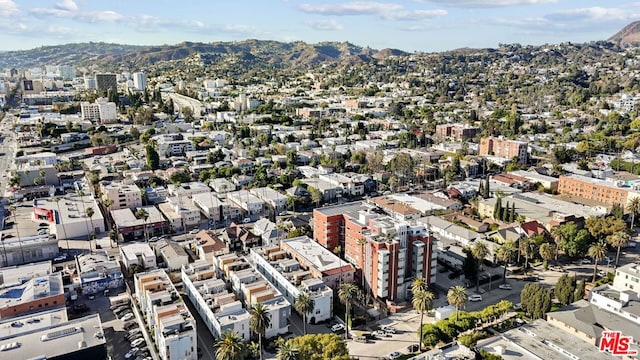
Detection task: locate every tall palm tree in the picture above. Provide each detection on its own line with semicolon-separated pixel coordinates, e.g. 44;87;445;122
412;276;428;295
136;208;149;241
8;204;24;264
39;169;47;186
338;283;360;340
52;196;70;254
607;231;630;268
539;243;555;269
550;226;564;261
86;206;95;243
294;292;314;335
276;341;298;360
496;240;515;284
471;241;489;292
447;285;468;321
627;197;640;230
215;331;246;360
588;242;608;283
249;303;271;360
412;289;434;351
519;237;532;274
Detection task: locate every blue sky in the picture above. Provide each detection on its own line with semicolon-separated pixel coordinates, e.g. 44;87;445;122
0;0;637;52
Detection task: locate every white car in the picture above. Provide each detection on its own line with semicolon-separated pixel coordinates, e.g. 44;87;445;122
498;284;512;290
125;348;139;359
131;338;145;348
331;324;345;332
469;294;483;302
121;313;135;321
189;229;199;235
389;351;402;360
381;325;397;334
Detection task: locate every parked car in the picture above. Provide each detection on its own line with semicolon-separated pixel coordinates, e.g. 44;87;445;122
120;312;135;321
125;348;139;359
407;344;420;352
581;258;591;264
498;284;512;290
331;324;345;332
354;335;369;343
388;351;402;360
381;325;397;334
469;294;483;302
189;229;199;235
131;338;145;348
123;321;138;330
372;330;391;338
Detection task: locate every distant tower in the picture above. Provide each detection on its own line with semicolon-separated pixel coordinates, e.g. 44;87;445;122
95;73;117;93
133;72;147;92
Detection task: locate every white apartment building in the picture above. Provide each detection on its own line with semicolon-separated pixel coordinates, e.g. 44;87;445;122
157;139;195;157
167;182;211;198
158;197;201;231
80;98;117;122
134;269;197;360
99;181;142;210
181;261;251;341
319;173;365;197
80;102;100;121
250;187;287;213
613;262;640;295
133;72;147;92
192;193;224;222
120;243;156;270
226;190;266;220
215;254;291;338
250;247;334;324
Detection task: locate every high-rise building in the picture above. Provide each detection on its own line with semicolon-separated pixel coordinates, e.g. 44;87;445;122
133;72;147;92
95;73;117;93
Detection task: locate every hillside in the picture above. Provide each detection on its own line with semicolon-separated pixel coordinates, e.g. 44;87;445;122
0;40;407;70
609;21;640;46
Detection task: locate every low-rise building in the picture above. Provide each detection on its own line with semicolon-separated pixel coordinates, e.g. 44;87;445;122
33;195;106;239
192;192;224;222
250;187;287;214
76;253;124;295
194;230;230;261
99;181;142;210
134;269;198;360
0;273;65;319
167;182;212;198
226;190;266;221
0;234;59;267
158;197;201;232
181;260;251;341
156;242;189;271
111;206;169;242
120;242;156;271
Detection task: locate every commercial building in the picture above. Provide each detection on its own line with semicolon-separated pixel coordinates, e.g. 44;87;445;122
181;260;251;341
99;181;142;210
134;269;197;360
94;73;117;93
33;195;106;239
479;137;529;164
119;242;156;271
0;234;59;267
0;309;107;360
224;256;291;339
558;174;640;208
249;246;334;324
111;206;169;242
132;72;147;91
0;273;65;319
75;253;124;295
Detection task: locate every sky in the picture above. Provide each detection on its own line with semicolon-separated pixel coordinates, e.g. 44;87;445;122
0;0;638;52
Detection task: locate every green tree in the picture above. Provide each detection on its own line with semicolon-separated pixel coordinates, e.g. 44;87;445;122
539;243;555;270
308;186;323;207
607;231;630;268
420;324;442;348
554;274;576;306
588;242;607;283
447;285;468;321
496;240;515;283
412;290;434;351
493;197;502;220
574;279;586;302
285;333;349;360
294;292;315;335
627;197;640;230
338;283;360;339
249;303;271;360
276;341;299;360
146;144;159;170
136;208;149;241
520;283;551;319
215;331;246;360
471;241;489;292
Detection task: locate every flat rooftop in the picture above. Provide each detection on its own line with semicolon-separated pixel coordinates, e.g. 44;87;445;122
312;201;366;217
0;261;52;288
111;205;165;227
0;273;63;309
282;236;345;272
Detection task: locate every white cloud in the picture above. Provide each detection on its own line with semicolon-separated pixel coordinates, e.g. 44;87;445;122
0;0;20;17
413;0;557;7
306;19;344;31
55;0;78;12
383;9;447;21
298;2;403;16
545;7;638;22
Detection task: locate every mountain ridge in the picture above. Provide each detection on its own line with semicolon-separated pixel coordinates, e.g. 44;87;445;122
608;21;640;46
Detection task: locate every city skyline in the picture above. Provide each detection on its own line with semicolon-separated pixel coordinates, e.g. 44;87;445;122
0;0;637;53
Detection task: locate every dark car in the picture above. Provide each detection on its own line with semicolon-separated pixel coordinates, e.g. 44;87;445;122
71;304;90;313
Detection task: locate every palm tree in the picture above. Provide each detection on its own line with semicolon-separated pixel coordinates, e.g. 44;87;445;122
550;225;564;261
519;237;532;273
627;197;640;230
539;243;555;269
136;208;149;241
249;303;271;360
338;283;360;340
39;169;47;186
294;292;314;335
8;204;24;264
86;206;95;241
607;231;630;268
471;241;489;292
412;289;434;351
412;276;428;295
447;285;468;321
588;242;608;283
496;240;515;284
52;196;70;254
215;331;246;360
276;341;298;360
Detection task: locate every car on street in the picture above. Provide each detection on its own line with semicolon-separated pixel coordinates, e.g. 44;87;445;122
131;338;145;348
125;348;139;359
120;313;135;321
388;351;402;360
381;325;397;334
372;330;391;338
498;284;512;290
469;294;483;302
331;324;345;332
189;229;199;234
581;258;591;264
407;344;420;352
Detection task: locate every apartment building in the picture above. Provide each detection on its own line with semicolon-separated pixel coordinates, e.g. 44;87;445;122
99;181;142;210
369;196;422;222
226;190;266;221
158;197;201;232
613;262;640;295
558;174;640;207
167;182;212;198
211;254;291;338
250;187;287;214
250;246;334;324
479;136;528;164
319;173;365;197
134;269;197;360
313;202;435;303
95;73;117;92
435;123;480;140
120;242;156;271
181;260;251;341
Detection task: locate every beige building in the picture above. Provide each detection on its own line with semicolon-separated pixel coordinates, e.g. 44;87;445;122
479;137;528;164
100;181;142;210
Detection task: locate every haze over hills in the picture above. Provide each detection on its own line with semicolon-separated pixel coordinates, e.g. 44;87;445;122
0;39;407;70
608;21;640;46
